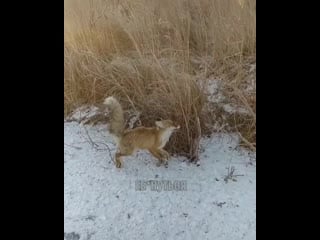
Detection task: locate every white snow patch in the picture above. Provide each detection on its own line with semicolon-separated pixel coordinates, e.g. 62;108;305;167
204;78;225;103
66;105;101;122
64;122;256;240
202;78;252;115
222;103;250;114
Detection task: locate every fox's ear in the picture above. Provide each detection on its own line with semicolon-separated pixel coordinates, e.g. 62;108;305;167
155;121;164;128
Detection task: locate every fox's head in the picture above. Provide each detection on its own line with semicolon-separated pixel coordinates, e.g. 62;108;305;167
155;119;180;131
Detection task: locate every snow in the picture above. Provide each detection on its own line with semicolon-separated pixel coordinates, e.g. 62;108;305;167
64;122;256;240
203;78;253;115
67;105;101;122
222;103;250;114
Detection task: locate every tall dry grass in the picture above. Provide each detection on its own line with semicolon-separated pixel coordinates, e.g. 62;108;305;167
64;0;256;156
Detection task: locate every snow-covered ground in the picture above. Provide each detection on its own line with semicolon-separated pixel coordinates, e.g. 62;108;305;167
64;122;256;240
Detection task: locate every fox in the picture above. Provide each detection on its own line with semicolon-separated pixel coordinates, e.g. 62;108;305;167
104;96;180;168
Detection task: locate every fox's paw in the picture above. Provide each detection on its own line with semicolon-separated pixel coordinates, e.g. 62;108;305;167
160;151;170;160
115;160;122;168
164;161;168;168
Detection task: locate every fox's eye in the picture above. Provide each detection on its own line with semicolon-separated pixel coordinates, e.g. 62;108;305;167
156;117;162;121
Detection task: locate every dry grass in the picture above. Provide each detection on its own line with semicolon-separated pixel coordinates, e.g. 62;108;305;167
64;0;256;156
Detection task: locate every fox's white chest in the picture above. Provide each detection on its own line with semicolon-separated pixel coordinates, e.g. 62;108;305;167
159;129;173;148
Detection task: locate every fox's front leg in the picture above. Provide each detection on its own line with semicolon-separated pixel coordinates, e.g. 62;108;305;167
159;149;170;160
149;149;165;167
158;149;170;167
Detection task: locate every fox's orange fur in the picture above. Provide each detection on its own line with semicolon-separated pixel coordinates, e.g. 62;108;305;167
104;96;180;168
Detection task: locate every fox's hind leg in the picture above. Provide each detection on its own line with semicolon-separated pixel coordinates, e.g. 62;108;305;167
115;152;123;168
115;146;134;168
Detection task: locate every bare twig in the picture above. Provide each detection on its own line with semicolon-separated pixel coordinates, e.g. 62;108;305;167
93;141;115;163
95;129;116;162
83;126;99;148
64;143;82;150
82;125;115;163
224;166;244;183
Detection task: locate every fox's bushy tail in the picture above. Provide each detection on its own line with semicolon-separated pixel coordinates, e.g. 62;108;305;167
104;96;125;142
